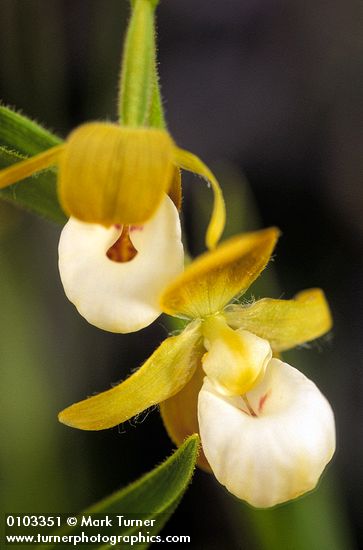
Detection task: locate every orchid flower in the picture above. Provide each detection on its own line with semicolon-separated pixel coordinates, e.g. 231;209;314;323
0;123;226;332
59;227;335;507
0;0;226;334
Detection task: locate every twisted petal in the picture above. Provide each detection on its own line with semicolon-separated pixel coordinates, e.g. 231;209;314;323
168;166;182;210
0;145;63;189
173;147;226;249
160;227;280;319
198;359;336;508
225;289;332;351
58;195;184;333
202;316;272;396
160;365;211;472
59;123;175;226
59;320;203;430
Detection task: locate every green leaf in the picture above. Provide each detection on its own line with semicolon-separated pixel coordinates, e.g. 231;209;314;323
0;105;65;222
119;0;156;126
0;147;66;223
147;53;167;130
0;104;62;156
40;435;199;549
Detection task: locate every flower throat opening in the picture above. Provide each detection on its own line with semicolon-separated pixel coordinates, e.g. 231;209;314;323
241;391;271;417
107;225;138;263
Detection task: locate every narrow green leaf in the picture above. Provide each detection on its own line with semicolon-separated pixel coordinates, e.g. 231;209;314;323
147;55;167;129
127;0;165;129
0;104;62;156
0;147;66;223
39;435;199;549
119;0;156;126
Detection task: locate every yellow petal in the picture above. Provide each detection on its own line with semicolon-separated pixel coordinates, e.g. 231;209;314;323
173;147;225;249
0;145;63;189
201;315;272;396
58;320;202;431
160;227;280;319
59;123;175;226
224;288;332;352
160;365;211;472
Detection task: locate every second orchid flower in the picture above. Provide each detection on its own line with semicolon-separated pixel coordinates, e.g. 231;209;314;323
59;227;335;508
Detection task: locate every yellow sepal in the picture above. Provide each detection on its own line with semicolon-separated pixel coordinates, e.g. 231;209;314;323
224;288;332;352
173;147;225;249
160;365;211;472
160;227;280;319
0;145;63;189
59;123;175;226
58;320;202;431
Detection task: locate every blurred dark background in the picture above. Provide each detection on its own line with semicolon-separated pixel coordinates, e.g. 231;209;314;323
0;1;362;548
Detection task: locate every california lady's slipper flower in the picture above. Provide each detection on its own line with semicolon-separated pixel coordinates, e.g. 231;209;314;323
0;123;225;332
0;0;226;332
59;227;335;506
